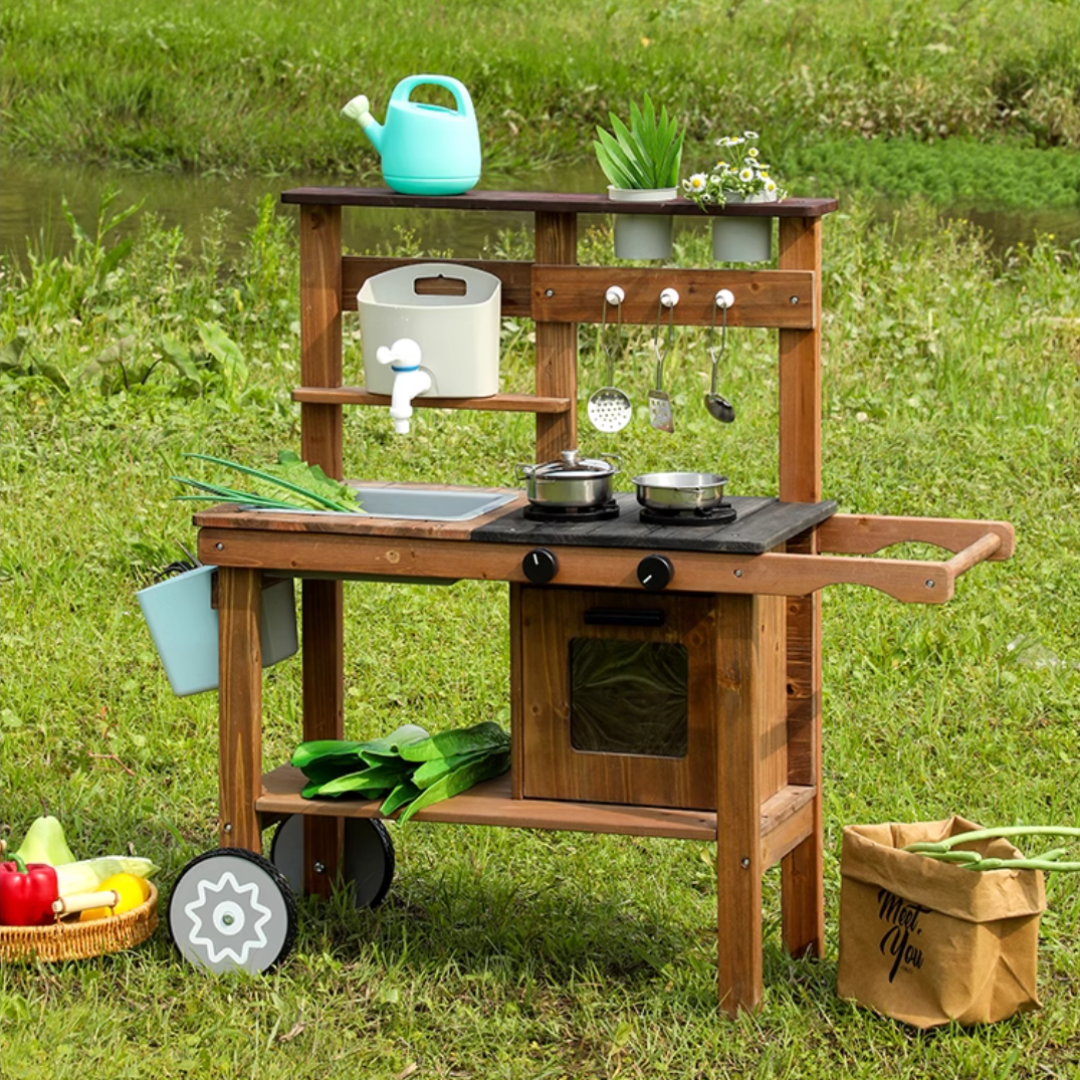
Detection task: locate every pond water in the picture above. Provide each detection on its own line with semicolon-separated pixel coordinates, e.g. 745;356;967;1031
2;153;1077;265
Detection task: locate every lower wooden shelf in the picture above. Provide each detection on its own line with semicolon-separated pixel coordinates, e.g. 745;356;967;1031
258;765;815;859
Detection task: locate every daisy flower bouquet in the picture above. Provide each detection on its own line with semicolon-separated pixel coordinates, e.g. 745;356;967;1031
682;131;786;207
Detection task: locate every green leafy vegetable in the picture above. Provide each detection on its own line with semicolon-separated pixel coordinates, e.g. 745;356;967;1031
292;722;511;822
172;450;363;513
397;751;511;826
398;721;510;762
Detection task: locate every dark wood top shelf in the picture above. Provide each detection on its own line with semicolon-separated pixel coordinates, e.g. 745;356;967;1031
281;187;838;218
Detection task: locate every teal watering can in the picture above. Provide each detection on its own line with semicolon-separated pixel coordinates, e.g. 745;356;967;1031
342;75;481;195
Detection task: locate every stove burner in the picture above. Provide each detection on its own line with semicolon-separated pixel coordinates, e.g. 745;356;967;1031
639;502;738;527
523;500;621;523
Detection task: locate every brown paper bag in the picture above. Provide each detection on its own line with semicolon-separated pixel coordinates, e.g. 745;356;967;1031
837;815;1046;1028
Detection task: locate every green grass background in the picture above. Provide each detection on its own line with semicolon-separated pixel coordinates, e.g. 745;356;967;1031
2;0;1080;1077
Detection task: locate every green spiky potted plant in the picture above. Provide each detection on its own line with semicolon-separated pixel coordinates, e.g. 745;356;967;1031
595;95;685;259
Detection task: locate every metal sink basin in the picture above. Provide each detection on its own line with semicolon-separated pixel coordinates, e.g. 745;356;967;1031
352;486;516;522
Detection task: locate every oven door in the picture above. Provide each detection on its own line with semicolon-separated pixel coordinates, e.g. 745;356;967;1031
518;586;720;810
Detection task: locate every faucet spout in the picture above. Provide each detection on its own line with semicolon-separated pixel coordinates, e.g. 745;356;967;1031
375;338;433;434
389;367;433;434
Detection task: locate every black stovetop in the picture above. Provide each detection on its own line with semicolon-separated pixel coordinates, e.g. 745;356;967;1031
471;494;836;555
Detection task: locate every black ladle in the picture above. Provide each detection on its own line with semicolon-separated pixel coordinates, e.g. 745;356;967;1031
705;294;736;424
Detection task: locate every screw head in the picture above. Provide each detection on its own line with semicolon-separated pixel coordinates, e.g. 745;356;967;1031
926;579;936;588
789;296;799;305
544;288;554;297
740;857;751;869
314;861;326;874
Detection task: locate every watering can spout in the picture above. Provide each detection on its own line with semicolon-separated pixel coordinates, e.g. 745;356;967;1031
341;94;383;152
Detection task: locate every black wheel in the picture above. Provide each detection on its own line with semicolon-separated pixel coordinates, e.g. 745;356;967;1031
168;848;298;973
270;815;395;909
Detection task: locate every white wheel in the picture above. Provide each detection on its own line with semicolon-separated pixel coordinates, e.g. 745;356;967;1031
168;848;297;973
270;815;395;909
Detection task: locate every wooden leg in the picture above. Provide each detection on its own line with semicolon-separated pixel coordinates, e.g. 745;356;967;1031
218;567;263;853
715;594;765;1014
301;578;345;899
781;588;825;959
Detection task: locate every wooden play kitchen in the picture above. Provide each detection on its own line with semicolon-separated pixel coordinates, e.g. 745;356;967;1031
173;188;1014;1013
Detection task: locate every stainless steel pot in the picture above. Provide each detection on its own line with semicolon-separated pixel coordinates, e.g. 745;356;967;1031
519;450;620;509
630;471;728;511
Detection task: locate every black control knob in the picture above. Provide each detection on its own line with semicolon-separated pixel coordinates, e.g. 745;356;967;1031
637;554;674;591
522;548;559;585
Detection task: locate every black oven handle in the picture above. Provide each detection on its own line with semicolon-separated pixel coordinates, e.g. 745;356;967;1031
583;607;666;628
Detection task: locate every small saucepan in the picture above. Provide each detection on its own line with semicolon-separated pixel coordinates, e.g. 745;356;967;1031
630;471;728;512
519;449;621;509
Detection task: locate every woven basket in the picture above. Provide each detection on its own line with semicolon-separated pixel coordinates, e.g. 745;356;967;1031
0;883;158;963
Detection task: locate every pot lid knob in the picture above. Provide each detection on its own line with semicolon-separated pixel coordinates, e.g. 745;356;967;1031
559;449;581;467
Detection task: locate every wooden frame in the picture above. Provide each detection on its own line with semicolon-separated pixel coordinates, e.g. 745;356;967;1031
197;188;1011;1015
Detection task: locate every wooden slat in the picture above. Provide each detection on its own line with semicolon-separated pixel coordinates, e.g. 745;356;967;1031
533;212;578;460
818;514;1015;560
282;188;839;218
531;267;815;329
777;216;825;965
760;786;816;869
298;204;345;896
258;764;816;845
195;527;1004;604
217;568;263;853
715;594;766;1014
758;594;789;803
342;256;534;316
259;766;718;839
509;583;525;800
291;387;571;414
299;205;344;480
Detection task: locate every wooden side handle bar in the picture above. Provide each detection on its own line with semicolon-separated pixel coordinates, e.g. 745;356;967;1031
817;514;1014;560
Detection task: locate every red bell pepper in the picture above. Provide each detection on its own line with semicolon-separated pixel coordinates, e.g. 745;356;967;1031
0;853;59;926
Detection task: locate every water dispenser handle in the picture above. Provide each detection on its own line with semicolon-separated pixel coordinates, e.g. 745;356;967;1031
375;338;422;371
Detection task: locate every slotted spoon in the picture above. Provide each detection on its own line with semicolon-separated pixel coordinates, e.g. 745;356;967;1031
587;287;632;433
705;294;736;424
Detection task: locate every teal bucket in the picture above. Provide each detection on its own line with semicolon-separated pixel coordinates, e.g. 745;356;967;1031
137;565;298;696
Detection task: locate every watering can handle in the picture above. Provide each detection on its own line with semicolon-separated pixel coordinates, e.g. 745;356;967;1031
390;74;475;118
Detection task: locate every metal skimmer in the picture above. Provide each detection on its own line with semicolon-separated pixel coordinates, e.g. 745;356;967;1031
587;286;632;433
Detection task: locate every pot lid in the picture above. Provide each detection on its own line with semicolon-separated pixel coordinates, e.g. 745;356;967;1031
531;449;619;479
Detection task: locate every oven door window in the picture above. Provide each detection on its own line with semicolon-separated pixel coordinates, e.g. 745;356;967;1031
568;638;689;757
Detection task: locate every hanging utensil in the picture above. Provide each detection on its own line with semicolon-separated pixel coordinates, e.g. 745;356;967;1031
705;289;736;424
587;286;632;433
648;288;679;433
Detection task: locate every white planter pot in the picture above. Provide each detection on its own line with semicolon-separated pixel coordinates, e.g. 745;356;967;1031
711;191;776;263
608;186;678;260
137;565;298;696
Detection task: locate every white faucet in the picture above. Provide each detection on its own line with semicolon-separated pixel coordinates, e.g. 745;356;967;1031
375;338;433;434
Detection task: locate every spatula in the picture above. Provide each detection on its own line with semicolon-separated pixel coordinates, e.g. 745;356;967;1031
648;289;679;433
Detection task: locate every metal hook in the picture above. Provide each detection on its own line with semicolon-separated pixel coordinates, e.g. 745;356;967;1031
599;286;624;381
654;289;678;364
